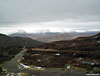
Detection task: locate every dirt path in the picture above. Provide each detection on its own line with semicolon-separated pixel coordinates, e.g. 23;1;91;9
2;48;27;72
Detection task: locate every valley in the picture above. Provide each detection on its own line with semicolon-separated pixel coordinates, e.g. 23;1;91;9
1;0;100;76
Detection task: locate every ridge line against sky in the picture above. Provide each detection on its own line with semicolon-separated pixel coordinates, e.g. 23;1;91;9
0;0;100;34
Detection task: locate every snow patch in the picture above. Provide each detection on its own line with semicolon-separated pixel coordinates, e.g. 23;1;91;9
72;43;76;46
56;53;60;56
34;66;45;70
20;63;30;69
6;73;21;76
37;59;41;62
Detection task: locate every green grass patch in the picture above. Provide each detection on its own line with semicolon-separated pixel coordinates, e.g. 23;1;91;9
70;65;87;71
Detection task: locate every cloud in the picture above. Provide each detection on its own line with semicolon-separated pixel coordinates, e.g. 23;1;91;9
0;20;100;34
0;0;100;33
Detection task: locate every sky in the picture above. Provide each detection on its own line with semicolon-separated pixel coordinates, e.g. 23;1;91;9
0;0;100;34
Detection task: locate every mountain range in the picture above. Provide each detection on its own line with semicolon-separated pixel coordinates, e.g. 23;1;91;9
38;33;100;51
9;31;99;42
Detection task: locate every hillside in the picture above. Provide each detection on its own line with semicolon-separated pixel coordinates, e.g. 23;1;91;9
20;33;100;73
38;33;100;51
0;33;43;48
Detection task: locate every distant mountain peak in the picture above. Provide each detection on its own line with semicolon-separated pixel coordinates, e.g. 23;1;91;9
16;30;26;34
36;29;51;34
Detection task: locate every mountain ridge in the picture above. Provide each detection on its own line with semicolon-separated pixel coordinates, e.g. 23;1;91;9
37;32;100;51
9;31;99;42
0;33;43;48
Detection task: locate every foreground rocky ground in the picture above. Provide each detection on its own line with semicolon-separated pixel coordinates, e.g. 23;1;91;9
1;49;87;76
21;49;100;74
0;48;100;76
35;33;100;73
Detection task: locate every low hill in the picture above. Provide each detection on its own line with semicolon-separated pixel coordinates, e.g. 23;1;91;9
38;33;100;51
0;33;43;48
